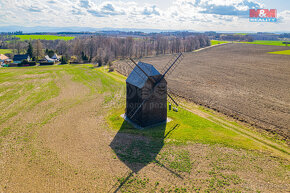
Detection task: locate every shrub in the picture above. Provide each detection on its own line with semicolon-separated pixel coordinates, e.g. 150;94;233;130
108;62;114;72
97;57;103;67
60;56;68;64
39;62;54;66
19;60;36;66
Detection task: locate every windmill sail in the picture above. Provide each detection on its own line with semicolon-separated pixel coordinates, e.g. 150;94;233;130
160;53;183;79
167;89;179;107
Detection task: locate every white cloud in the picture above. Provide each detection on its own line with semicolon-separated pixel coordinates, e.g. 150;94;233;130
142;5;161;16
79;0;91;8
0;0;289;31
87;2;126;17
279;10;290;23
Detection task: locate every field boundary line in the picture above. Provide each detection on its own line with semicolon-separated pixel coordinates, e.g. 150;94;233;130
181;104;290;160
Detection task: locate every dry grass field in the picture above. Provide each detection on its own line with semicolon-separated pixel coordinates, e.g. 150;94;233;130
0;64;289;192
115;43;290;141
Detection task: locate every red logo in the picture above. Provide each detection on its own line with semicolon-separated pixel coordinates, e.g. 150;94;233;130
249;9;277;18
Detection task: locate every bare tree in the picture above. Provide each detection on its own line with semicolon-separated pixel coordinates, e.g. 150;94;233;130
56;40;68;55
15;41;27;54
34;40;43;61
28;33;211;65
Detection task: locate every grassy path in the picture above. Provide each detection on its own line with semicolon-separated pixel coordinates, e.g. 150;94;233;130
180;101;289;159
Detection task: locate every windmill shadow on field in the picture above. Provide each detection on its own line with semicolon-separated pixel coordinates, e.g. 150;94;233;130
109;121;180;173
109;122;180;193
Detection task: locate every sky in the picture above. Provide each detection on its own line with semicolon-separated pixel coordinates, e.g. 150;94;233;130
0;0;289;32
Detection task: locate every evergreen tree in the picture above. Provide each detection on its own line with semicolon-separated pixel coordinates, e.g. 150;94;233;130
60;56;68;64
81;51;88;61
27;42;33;59
47;50;55;58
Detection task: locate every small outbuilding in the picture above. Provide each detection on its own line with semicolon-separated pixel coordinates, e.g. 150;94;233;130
0;54;13;67
44;55;56;63
51;54;60;61
0;54;9;66
126;62;167;127
13;54;30;64
0;54;9;61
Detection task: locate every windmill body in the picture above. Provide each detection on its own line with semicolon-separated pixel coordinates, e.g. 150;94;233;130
124;53;183;128
126;62;167;127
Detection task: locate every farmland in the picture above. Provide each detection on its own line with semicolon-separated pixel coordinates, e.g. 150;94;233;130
0;65;289;192
15;35;75;41
116;43;290;141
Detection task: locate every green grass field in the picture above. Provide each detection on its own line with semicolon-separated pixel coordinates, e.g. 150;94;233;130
211;40;288;46
108;100;289;155
268;50;290;55
15;35;75;41
211;40;229;45
0;65;289;192
242;40;287;46
0;49;12;54
234;33;249;35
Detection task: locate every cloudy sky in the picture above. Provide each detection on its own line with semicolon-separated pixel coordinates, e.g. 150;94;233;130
0;0;289;32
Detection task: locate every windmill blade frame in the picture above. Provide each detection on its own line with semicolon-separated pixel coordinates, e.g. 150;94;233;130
125;53;184;121
167;92;179;107
128;57;181;106
160;53;183;80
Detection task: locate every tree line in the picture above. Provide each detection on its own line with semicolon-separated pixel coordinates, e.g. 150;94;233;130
220;34;254;42
3;35;211;65
54;35;210;65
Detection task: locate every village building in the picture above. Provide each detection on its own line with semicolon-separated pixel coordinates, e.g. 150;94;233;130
44;55;56;63
0;54;11;66
51;54;60;61
13;54;30;64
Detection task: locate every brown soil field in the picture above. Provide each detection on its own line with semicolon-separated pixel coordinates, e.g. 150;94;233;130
115;43;290;140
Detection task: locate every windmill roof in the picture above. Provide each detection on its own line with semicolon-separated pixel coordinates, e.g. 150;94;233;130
126;62;160;88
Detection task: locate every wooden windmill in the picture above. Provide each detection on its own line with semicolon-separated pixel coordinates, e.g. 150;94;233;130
125;53;184;128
